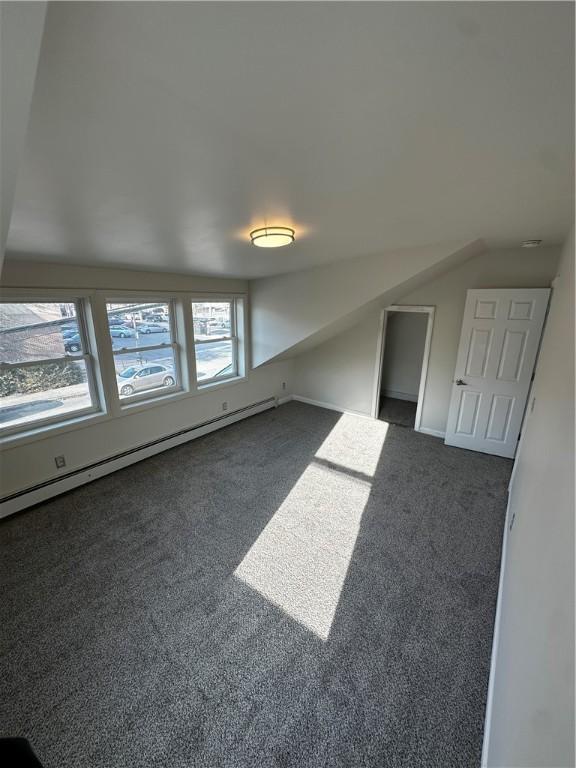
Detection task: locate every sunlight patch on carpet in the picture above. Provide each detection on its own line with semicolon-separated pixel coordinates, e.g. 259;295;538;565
235;418;388;639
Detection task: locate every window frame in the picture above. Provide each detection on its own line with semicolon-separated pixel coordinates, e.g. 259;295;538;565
191;298;239;387
0;289;248;448
0;297;101;438
104;298;182;406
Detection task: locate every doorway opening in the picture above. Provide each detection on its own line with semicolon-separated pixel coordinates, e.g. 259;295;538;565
371;305;435;430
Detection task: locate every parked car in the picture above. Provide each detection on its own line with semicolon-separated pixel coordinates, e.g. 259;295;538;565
107;316;127;327
143;313;167;323
116;364;175;396
109;326;136;338
61;328;78;339
136;323;167;334
64;334;81;353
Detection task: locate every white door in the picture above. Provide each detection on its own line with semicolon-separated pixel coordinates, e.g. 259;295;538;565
445;288;550;458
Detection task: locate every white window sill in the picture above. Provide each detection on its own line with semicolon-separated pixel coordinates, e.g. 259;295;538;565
118;387;188;415
0;409;109;450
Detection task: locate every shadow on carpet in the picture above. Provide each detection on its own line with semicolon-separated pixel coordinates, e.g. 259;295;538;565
0;402;512;768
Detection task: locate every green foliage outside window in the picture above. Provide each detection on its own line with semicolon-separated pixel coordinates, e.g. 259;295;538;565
0;362;85;397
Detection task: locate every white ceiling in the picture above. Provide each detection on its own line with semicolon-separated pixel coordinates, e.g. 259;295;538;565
6;1;574;278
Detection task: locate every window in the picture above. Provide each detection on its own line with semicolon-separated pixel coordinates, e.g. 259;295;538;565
105;300;180;401
0;301;99;435
191;300;239;384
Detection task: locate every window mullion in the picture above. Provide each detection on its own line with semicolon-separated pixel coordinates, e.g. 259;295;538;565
90;293;121;417
178;298;196;392
77;298;102;418
232;336;239;375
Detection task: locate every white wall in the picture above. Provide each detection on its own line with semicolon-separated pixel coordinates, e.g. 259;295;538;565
0;2;47;267
484;228;575;767
294;247;559;431
294;307;382;416
0;261;294;500
0;259;245;294
381;311;428;401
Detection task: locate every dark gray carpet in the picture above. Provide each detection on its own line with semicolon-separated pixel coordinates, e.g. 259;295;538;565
379;396;417;428
0;402;511;768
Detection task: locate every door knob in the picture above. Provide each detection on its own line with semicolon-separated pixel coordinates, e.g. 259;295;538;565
455;379;467;386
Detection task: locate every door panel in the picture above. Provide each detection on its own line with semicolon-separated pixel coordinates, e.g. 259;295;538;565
496;330;528;381
455;390;481;435
445;288;550;458
508;300;535;320
485;394;514;442
474;299;497;319
150;368;164;386
465;328;493;377
135;369;150;390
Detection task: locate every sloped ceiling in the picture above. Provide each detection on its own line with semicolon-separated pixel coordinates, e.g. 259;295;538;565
251;240;484;366
5;1;574;278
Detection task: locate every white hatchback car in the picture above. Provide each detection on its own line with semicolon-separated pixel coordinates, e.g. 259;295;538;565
116;364;175;396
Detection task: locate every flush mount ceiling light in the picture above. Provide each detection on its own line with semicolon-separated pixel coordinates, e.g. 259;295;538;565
250;226;295;248
521;239;542;248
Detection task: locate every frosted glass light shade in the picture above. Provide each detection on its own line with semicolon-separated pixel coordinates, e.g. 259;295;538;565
250;226;295;248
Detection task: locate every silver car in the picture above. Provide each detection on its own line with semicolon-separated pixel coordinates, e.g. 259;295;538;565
116;364;175;396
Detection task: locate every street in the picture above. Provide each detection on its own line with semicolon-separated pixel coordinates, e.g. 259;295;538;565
112;333;232;377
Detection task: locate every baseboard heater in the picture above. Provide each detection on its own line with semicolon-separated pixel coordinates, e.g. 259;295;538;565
0;396;277;519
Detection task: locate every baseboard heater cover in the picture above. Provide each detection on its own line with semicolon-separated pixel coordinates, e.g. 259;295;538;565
0;397;277;518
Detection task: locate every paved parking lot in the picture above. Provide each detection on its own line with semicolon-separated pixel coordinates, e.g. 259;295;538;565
112;334;231;377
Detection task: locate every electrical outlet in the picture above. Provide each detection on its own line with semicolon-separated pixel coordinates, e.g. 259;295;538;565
222;401;228;412
54;455;66;469
282;382;286;391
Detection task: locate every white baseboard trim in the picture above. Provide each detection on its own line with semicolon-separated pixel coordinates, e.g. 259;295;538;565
277;395;292;406
417;426;446;439
480;490;512;767
382;389;418;403
0;397;278;519
291;394;373;420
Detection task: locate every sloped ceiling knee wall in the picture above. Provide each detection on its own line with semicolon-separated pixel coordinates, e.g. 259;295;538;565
250;240;484;366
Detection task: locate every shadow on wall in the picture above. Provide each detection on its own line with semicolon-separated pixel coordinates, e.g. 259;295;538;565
0;403;511;767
